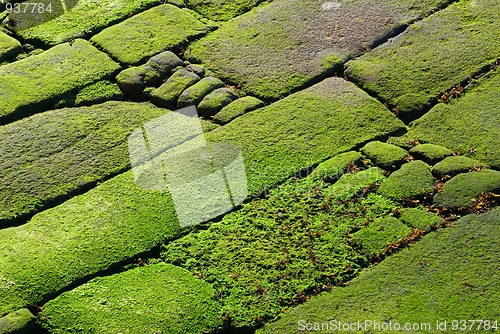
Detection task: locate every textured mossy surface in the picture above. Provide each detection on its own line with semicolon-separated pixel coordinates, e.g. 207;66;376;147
360;141;408;170
403;70;500;169
178;76;225;107
213;96;265;124
0;171;181;317
258;207;500;333
16;0;162;45
310;151;362;182
39;264;222;334
432;155;488;176
325;167;386;201
186;0;453;99
377;161;435;200
433;169;500;209
0;39;120;123
161;173;402;328
206;78;405;195
345;0;500;119
185;0;263;21
409;143;453;164
150;69;201;109
90;4;207;65
0;101;174;224
399;207;441;232
197;87;238;116
0;31;22;62
74;81;122;106
0;308;35;334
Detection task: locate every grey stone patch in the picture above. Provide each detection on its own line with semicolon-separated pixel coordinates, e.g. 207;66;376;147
150;69;200;109
197;87;238;117
185;64;206;77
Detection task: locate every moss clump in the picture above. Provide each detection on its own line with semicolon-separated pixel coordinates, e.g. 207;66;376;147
39;264;222;334
197;87;238;116
377;161;435;201
213;96;265;124
346;0;500;119
0;308;35;333
184;0;261;21
0;31;22;62
399;207;441;232
74;81;122;106
150;69;200;109
409;143;453;164
403;71;500;169
433;169;500;210
325;167;386;201
178;76;225;107
360;141;408;170
309;151;362;182
257;207;500;333
351;216;411;257
90;4;207;65
432;156;488;177
0;39;120;123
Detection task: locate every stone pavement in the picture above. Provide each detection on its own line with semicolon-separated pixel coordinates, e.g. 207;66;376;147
0;0;498;333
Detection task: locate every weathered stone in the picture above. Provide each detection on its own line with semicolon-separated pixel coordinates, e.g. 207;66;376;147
74;81;122;106
409;143;453;164
0;308;35;334
142;51;184;86
177;76;225;107
185;63;206;77
360;141;408;170
0;31;22;62
213;96;265;124
432;156;488;177
377;161;435;200
116;67;147;97
197;87;238;116
150;69;200;109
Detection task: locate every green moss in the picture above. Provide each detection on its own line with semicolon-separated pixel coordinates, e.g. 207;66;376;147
150;69;200;109
185;0;262;21
90;4;207;65
433;169;500;209
0;101;174;225
399;207;441;232
177;76;225;107
325;167;386;201
197;87;238;116
213;96;265;124
309;151;362;182
115;67;147;97
345;0;500;119
351;216;411;257
403;71;500;168
39;264;222;334
74;81;122;106
0;39;120;123
377;161;435;201
409;143;453;164
0;308;35;334
0;31;22;62
186;0;453;99
258;207;500;333
432;156;488;176
16;0;162;45
360;141;408;170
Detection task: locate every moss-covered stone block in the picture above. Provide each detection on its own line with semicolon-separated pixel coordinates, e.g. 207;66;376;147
0;308;35;334
213;96;265;124
0;39;120;123
432;156;488;177
39;264;222;334
186;0;454;99
197;87;238;116
325;167;386;201
142;51;184;86
360;141;408;170
351;217;411;257
116;67;147;97
91;4;207;65
399;207;441;232
345;0;500;119
0;31;22;63
184;0;261;21
17;0;162;45
150;69;200;109
257;207;500;333
74;81;122;106
310;151;362;182
409;143;453;164
403;71;500;169
433;169;500;209
178;76;225;107
377;161;435;200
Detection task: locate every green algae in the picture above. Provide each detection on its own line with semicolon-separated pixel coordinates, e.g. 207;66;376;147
360;141;408;170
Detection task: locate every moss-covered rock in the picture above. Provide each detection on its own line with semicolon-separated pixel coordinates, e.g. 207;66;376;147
142;51;184;86
309;151;362;182
16;0;162;45
197;87;238;116
150;69;200;109
257;207;500;333
178;76;225;107
186;0;454;99
185;63;207;77
351;216;411;257
377;161;435;201
432;156;488;177
433;169;500;209
213;96;265;124
90;4;207;65
116;67;147;97
409;143;453;164
184;0;262;21
74;81;122;106
325;167;386;201
360;141;408;170
39;264;222;334
345;0;500;119
0;39;120;123
403;71;500;169
0;308;35;334
0;31;22;63
399;207;441;232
